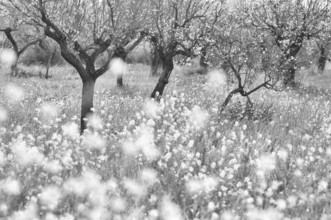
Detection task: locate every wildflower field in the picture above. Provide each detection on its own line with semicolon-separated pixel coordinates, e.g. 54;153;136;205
0;63;331;220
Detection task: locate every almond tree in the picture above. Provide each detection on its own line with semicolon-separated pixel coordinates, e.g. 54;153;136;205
37;37;57;79
244;0;331;86
3;0;148;133
148;0;224;99
315;28;331;73
209;8;279;113
316;41;331;73
150;36;163;76
111;31;147;87
0;10;41;76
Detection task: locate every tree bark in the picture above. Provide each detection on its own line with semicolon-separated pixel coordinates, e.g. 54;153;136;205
199;46;208;68
151;57;174;100
112;47;127;87
45;57;51;79
117;75;123;87
150;46;162;76
45;49;56;79
220;88;242;113
10;60;18;77
80;78;96;134
283;65;296;86
281;46;301;86
318;46;327;74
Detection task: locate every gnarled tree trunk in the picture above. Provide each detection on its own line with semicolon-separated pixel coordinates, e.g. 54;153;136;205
281;44;302;86
150;45;162;76
80;78;96;134
199;46;208;68
45;49;56;79
283;65;296;86
10;60;18;77
112;46;127;87
197;46;208;75
151;56;174;100
318;46;328;74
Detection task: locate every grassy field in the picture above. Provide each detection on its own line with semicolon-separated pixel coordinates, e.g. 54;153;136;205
0;63;330;220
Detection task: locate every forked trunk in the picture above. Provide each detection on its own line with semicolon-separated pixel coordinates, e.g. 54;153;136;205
151;57;173;100
80;78;96;134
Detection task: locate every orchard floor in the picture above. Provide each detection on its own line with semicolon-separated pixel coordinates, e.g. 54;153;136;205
0;63;330;219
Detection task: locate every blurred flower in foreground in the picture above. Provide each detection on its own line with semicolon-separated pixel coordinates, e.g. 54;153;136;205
143;99;161;118
109;196;127;213
206;69;227;88
139;168;158;186
39;186;62;210
4;83;25;103
0;107;8;122
188;106;209;130
160;196;183;220
44;159;63;174
9;202;38;220
109;58;127;77
0;48;17;66
64;170;102;196
123;124;159;160
41;103;59;122
123;179;147;198
186;176;218;194
11;140;44;167
1;178;21;195
246;208;283;220
256;153;276;174
62;122;80;139
82;133;106;150
0;151;5;167
87;114;104;130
